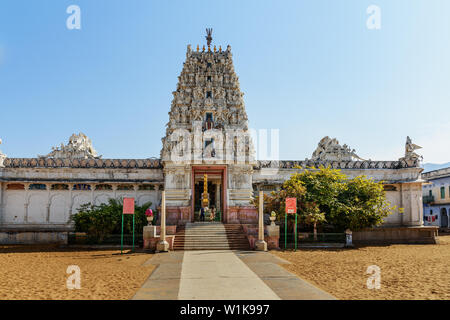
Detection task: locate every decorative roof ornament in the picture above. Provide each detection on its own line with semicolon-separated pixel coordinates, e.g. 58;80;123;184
205;28;213;47
38;133;101;159
399;136;422;164
0;138;7;168
309;136;366;162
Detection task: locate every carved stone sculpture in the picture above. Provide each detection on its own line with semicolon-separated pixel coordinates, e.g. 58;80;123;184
310;136;365;161
399;136;422;163
38;133;101;159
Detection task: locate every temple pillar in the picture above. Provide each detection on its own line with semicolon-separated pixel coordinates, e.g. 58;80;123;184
215;181;221;210
24;183;30;223
156;191;169;252
45;183;51;223
400;182;423;226
255;191;267;251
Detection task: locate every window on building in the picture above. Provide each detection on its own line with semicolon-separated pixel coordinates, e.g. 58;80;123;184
7;184;25;190
29;184;46;190
441;186;445;199
138;184;155;191
73;184;91;191
206;91;212;98
429;190;432;196
95;184;112;191
51;184;69;190
117;184;134;191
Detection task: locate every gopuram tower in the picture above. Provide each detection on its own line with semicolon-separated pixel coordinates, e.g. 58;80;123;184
160;29;257;225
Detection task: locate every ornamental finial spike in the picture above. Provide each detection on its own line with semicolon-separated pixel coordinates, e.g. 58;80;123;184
205;28;213;47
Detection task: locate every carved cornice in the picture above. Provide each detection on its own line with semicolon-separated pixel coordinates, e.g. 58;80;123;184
3;158;163;169
2;158;420;170
254;160;420;170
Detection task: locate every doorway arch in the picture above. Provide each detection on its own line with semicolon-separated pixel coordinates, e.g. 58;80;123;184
441;208;449;228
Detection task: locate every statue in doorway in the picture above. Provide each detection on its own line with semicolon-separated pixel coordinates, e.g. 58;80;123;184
210;207;216;221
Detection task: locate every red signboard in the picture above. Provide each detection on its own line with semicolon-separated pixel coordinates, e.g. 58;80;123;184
285;198;297;214
123;197;135;214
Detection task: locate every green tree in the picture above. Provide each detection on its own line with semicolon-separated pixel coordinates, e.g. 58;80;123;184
330;175;395;231
301;202;326;240
291;166;346;216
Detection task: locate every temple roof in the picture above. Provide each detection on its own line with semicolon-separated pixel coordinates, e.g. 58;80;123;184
2;158;162;169
1;158;419;169
255;160;420;169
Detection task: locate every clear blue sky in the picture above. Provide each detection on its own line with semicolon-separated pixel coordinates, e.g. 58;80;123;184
1;0;449;163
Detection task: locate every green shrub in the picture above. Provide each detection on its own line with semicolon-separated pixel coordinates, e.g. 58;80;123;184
71;198;153;243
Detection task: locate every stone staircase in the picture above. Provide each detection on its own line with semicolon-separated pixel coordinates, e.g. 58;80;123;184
173;222;250;250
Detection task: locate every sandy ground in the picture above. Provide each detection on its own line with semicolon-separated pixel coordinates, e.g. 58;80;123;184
0;245;154;300
273;235;450;300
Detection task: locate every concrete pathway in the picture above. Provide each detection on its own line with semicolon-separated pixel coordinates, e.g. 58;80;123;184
178;250;279;300
133;250;336;300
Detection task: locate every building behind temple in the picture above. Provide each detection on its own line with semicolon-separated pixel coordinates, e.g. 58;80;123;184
422;167;450;229
0;33;436;244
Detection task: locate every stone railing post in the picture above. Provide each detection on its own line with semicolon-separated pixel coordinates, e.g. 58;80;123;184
255;191;267;251
156;191;169;252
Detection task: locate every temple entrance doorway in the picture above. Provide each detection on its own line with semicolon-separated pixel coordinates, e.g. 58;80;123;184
191;166;227;222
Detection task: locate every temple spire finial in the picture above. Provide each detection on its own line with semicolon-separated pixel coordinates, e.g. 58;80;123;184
205;28;213;48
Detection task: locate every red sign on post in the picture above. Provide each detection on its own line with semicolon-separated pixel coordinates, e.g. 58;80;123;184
285;198;297;214
123;197;135;214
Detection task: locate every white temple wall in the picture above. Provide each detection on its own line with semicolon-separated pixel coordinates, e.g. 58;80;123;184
382;187;402;225
3;191;25;224
49;192;70;224
71;192;91;219
0;165;164;232
1;186;161;227
27;193;47;223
